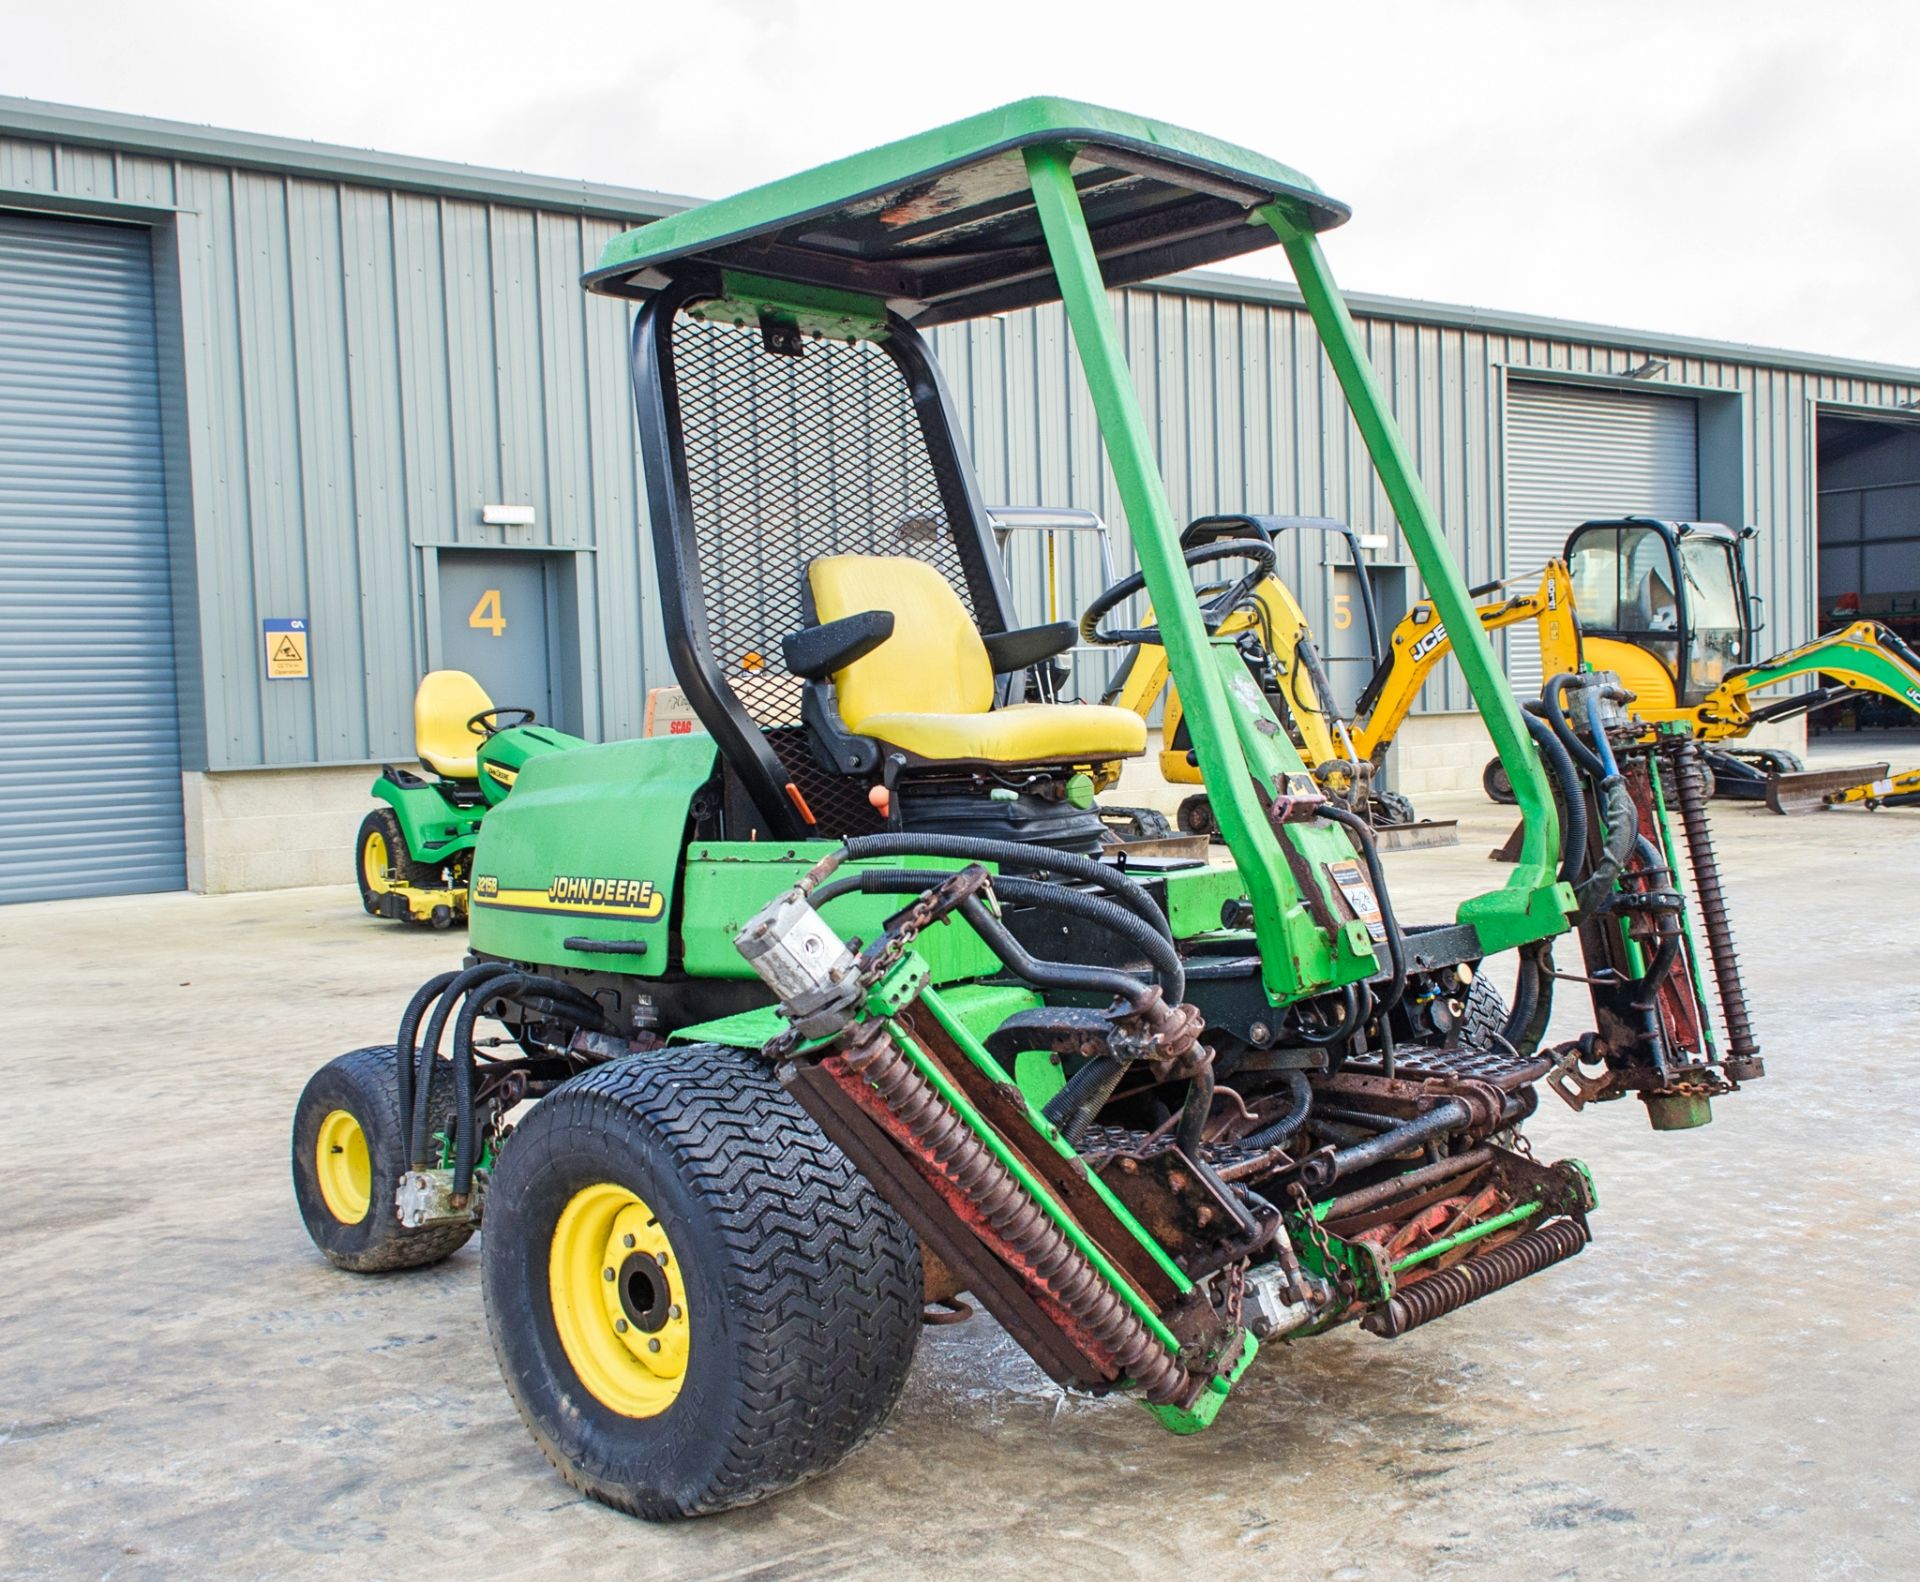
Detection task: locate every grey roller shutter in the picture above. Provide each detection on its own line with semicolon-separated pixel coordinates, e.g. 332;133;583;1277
1504;381;1698;695
0;213;185;902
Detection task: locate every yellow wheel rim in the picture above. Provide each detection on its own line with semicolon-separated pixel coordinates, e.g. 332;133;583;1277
315;1108;372;1224
362;829;394;894
549;1183;691;1417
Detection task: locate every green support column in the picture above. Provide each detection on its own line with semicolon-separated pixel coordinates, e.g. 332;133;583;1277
1025;145;1333;1000
1262;212;1569;950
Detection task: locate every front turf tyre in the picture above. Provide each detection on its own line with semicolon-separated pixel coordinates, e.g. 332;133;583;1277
482;1045;923;1519
291;1046;475;1272
355;807;440;918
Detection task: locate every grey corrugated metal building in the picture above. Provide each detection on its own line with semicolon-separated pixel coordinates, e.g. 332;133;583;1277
4;96;1919;901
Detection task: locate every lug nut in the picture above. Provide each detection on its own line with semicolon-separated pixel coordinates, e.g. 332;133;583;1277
668;1304;682;1320
614;1318;628;1333
603;1267;615;1281
622;1233;636;1248
656;1251;671;1268
647;1338;661;1354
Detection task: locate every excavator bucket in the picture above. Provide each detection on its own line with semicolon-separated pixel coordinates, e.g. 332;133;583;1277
1764;762;1891;815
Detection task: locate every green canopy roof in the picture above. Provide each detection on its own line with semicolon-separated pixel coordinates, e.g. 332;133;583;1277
584;98;1347;325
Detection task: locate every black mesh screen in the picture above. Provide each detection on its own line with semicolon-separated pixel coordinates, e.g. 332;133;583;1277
671;314;991;729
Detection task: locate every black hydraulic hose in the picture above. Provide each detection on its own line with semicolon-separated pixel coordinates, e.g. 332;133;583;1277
835;832;1172;946
815;867;1183;1001
1574;775;1637;922
1290;983;1362;1045
1625;834;1684;1013
1543;673;1607;778
411;962;512;1169
1521;708;1589;887
957;895;1155;1006
394;969;459;1160
1314;803;1408;1014
1236;1069;1312;1152
1042;1053;1128;1143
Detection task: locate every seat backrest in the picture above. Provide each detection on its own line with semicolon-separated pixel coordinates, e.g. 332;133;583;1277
809;555;993;728
414;669;494;779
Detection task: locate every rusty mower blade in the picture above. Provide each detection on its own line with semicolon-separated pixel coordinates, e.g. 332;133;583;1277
1763;762;1890;815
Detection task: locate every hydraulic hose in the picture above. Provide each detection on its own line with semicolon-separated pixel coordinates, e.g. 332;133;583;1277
1543;673;1607;779
1521;708;1588;887
1236;1069;1312;1152
445;972;613;1196
1502;940;1556;1054
814;867;1183;1001
1574;775;1638;922
394;969;460;1158
834;832;1172;946
410;962;513;1169
957;896;1156;1007
1042;1053;1129;1143
1583;688;1622;779
1314;803;1408;1014
1289;983;1362;1046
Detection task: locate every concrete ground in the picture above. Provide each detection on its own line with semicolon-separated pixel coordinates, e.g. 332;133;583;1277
5;753;1920;1580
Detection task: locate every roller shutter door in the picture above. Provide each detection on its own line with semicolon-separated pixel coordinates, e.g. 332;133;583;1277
0;213;185;902
1504;381;1698;694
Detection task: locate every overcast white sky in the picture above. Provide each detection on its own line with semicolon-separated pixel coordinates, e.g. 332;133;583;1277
5;0;1917;365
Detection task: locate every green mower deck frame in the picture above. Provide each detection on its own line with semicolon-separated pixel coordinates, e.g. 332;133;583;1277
292;98;1760;1521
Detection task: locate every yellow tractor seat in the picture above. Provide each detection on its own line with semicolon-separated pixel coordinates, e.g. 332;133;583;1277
806;555;1147;765
414;669;494;780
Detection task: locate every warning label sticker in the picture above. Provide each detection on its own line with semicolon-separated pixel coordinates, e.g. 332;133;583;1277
1326;858;1388;944
263;618;310;680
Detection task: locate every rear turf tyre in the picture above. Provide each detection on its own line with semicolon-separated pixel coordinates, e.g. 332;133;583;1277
355;807;440;917
1482;758;1517;805
291;1045;475;1272
482;1045;923;1519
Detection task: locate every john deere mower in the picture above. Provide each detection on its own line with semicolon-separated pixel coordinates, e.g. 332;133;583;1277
355;669;582;926
293;101;1763;1519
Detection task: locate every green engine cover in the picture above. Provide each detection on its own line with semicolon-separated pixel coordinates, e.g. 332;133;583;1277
468;734;720;974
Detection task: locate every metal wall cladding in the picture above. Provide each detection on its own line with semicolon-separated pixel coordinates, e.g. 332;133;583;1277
6;123;1920;768
1;132;669;771
0;212;185;898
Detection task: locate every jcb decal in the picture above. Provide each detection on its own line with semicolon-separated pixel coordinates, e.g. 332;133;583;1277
1409;623;1448;663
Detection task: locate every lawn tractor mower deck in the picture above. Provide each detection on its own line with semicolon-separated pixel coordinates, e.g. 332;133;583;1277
291;98;1763;1519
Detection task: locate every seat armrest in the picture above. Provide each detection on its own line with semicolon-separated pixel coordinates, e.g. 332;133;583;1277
782;610;896;680
983;621;1075;675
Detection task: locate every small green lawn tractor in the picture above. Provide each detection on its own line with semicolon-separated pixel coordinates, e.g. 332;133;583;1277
294;100;1764;1519
356;669;583;926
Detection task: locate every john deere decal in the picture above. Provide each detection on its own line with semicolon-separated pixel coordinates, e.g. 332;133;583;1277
471;875;665;920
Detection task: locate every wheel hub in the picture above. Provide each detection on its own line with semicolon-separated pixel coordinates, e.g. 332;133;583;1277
315;1108;372;1224
549;1183;690;1417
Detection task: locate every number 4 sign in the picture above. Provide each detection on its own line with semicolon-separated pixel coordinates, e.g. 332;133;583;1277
468;588;506;636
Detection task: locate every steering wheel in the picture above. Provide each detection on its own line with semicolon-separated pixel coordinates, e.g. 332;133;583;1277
467;705;537;738
1078;539;1279;648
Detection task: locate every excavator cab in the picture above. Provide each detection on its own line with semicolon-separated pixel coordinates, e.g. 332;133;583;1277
1565;518;1758;710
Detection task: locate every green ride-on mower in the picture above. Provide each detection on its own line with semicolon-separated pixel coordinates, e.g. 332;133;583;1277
293;100;1765;1518
355;669;583;926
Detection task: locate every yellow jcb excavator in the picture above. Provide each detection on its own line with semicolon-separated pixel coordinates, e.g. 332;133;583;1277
1094;514;1579;835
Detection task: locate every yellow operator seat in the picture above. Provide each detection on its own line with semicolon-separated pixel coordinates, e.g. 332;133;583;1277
413;669;495;780
808;555;1146;764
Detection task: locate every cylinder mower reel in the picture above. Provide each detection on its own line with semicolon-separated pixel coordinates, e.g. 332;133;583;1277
288;99;1764;1521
